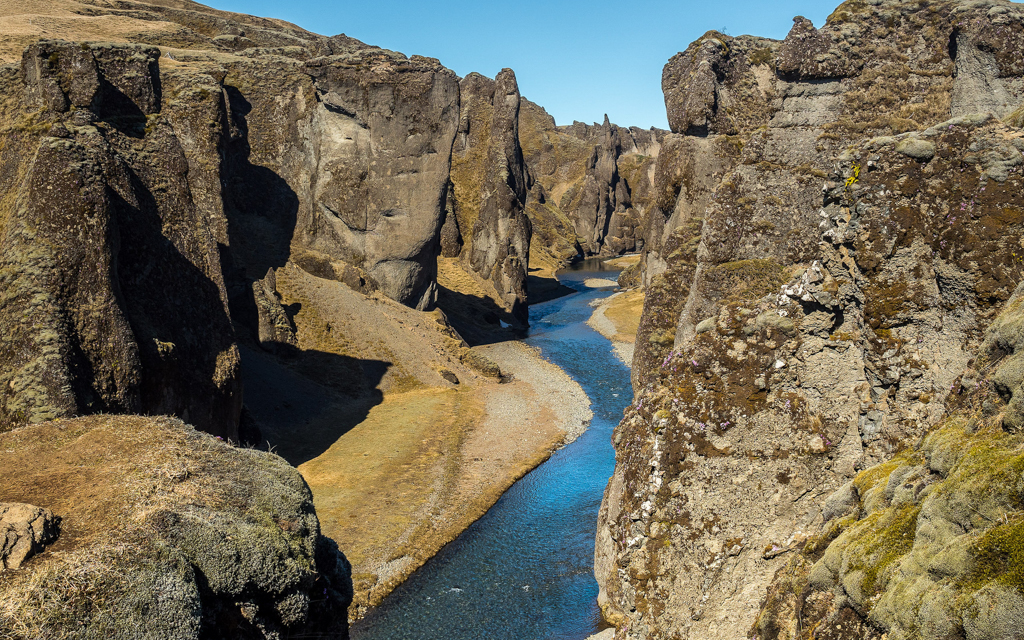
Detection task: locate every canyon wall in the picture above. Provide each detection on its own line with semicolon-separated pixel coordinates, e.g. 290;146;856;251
519;101;665;267
598;0;1024;638
0;0;521;434
0;1;541;636
448;69;532;326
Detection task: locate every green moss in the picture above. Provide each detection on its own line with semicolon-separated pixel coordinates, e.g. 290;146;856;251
853;458;903;498
703;258;786;304
861;504;921;594
748;48;774;67
1006;103;1024;129
964;516;1024;594
648;328;675;347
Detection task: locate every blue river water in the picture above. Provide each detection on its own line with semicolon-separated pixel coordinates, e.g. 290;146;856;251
350;258;631;640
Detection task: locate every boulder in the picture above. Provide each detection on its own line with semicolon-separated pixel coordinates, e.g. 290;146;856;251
0;503;60;570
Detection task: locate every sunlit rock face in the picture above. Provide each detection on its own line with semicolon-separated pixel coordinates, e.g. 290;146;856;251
598;0;1024;638
448;69;532;326
518;101;666;266
303;51;460;311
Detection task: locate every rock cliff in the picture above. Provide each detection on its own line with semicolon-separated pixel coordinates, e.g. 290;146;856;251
518;100;665;266
0;0;548;635
598;0;1024;638
0;0;521;433
449;70;531;326
0;40;242;438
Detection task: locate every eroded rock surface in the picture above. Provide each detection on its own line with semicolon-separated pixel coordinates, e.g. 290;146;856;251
450;70;531;326
754;283;1024;640
0;503;59;570
599;1;1024;638
300;50;459;310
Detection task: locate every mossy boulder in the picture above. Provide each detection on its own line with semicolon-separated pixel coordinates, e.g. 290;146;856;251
0;415;352;639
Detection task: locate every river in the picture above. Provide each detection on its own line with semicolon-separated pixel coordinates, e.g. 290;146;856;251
350;258;631;640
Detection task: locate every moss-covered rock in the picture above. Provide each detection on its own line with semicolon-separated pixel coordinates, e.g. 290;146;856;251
0;415;352;639
603;2;1024;634
449;70;531;327
751;287;1024;639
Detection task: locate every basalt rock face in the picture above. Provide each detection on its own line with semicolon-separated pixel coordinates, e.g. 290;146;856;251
3;1;464;315
206;43;459;317
299;50;460;311
0;1;471;433
0;41;242;438
599;1;1024;638
754;282;1024;640
518;100;665;265
449;70;531;326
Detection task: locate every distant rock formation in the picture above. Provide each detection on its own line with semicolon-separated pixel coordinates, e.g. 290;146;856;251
519;101;665;265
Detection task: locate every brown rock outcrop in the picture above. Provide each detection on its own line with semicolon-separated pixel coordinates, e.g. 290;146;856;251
0;503;59;570
252;269;298;352
450;70;531;326
0;415;352;639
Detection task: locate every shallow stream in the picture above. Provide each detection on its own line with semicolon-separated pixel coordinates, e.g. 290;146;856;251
350;258;631;640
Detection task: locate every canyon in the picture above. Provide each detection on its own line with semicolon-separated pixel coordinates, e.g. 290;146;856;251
1;0;1024;639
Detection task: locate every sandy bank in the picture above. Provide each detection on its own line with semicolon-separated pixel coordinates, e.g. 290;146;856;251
586;288;644;367
302;340;591;618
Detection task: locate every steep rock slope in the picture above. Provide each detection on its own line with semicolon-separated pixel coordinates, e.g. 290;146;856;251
754;281;1024;640
447;70;531;326
0;0;492;433
598;0;1024;638
0;41;242;437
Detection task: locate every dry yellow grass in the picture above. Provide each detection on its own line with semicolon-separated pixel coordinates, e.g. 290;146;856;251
603;288;644;343
0;1;175;62
246;263;589;619
299;387;483;614
587;287;644;366
603;254;641;269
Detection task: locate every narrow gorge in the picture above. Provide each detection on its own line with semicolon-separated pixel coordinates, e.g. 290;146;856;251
1;0;1024;639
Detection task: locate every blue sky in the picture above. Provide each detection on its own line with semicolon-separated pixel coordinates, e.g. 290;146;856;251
203;0;838;129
